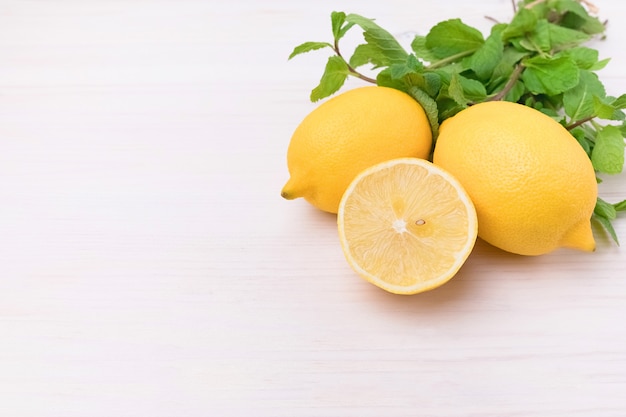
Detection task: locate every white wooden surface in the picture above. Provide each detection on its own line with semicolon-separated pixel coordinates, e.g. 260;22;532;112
1;1;626;416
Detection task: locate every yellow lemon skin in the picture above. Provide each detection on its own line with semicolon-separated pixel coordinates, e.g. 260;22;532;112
432;101;597;256
281;86;432;214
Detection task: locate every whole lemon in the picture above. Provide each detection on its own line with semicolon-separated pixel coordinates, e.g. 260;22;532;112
281;86;432;213
432;101;597;256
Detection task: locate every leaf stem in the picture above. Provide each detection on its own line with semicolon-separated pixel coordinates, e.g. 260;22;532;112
333;39;377;84
566;115;596;130
427;50;476;70
488;64;524;102
524;0;548;9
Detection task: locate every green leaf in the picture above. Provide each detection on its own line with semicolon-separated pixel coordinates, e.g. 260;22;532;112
469;29;504;80
521;55;579;95
375;67;406;91
410;35;439;63
592;212;619;244
547;22;591;50
595;197;617;220
310;56;350;102
562;46;599;69
422;72;443;97
593;197;621;245
288;41;333;60
345;14;408;67
458;75;487;102
408;86;440;142
331;11;355;41
593;96;626;121
571;127;593;156
389;54;424;79
350;43;388;68
614;199;626;212
436;72;487;114
515;38;540;53
387;56;442;97
563;70;606;121
425;19;484;59
555;0;590;17
591;125;625;174
505;79;527;102
610;94;626;109
488;47;529;88
556;0;606;35
527;19;551;52
448;73;467;106
593;96;615;119
590;58;610;71
502;8;537;41
437;98;465;121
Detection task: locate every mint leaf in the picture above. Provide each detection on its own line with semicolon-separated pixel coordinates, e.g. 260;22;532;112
448;73;467;106
562;46;599;69
310;56;350;102
345;14;408;67
458;75;487;102
469;29;504;80
488;48;529;88
350;43;389;68
502;8;537;41
611;94;626;109
571;127;593;156
410;35;439;63
591;125;625;174
521;55;579;95
593;96;626;121
388;54;424;79
505;79;526;102
331;11;353;40
590;58;610;71
425;19;484;59
387;56;445;97
557;1;606;35
595;197;617;220
527;19;551;52
555;0;590;17
593;197;621;244
375;67;405;92
407;86;440;142
563;70;605;121
445;73;487;105
614;199;626;212
422;72;443;97
289;41;333;60
547;21;591;50
592;211;619;244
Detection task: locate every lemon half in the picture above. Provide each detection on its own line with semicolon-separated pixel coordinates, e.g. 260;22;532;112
338;158;478;295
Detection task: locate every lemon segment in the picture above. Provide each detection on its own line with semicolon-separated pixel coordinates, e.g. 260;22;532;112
337;158;478;295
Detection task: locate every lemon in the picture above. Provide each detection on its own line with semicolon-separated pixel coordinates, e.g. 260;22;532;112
338;158;478;295
432;101;597;256
281;86;432;213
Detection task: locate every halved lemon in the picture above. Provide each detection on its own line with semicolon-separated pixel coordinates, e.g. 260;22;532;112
337;158;478;295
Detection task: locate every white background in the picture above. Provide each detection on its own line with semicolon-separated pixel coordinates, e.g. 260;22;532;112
1;1;626;416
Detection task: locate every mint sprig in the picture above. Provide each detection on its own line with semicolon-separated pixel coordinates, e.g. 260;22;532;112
289;1;626;245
